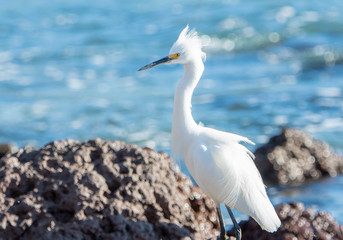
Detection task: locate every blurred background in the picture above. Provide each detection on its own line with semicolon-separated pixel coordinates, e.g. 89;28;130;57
1;0;343;225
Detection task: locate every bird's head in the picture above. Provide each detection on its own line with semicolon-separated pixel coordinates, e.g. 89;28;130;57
138;25;206;71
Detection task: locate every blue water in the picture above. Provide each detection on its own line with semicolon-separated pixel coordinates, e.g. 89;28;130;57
1;0;343;226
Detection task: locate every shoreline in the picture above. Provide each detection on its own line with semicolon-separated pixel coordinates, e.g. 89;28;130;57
1;128;343;239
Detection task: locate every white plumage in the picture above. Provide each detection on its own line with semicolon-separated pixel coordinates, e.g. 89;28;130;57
139;25;281;239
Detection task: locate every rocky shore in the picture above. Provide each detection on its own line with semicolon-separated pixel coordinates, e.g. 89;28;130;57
229;202;343;240
1;128;342;239
0;139;218;239
255;128;343;185
0;143;17;159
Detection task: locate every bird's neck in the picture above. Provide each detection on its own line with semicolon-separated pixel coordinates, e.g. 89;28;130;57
172;59;204;159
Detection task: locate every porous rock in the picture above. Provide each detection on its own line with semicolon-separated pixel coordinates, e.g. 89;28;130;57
0;139;219;240
228;202;343;240
0;143;17;159
254;128;343;185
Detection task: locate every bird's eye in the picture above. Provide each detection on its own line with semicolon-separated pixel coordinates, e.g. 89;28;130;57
173;53;181;59
169;53;181;59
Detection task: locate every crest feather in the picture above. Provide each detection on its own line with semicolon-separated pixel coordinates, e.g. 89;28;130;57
173;25;206;61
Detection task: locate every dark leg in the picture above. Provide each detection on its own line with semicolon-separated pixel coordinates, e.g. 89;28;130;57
216;204;227;240
225;205;242;240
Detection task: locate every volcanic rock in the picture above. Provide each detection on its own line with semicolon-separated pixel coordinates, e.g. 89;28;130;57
254;128;343;185
228;202;343;240
0;139;219;240
0;143;17;159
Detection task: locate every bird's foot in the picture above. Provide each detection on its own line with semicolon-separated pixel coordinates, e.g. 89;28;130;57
219;232;227;240
235;228;242;240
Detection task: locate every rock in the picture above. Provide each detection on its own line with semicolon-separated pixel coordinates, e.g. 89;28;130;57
0;143;17;159
0;139;219;240
254;128;343;185
228;202;343;240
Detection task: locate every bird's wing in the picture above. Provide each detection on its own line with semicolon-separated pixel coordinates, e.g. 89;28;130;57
201;127;255;159
197;127;280;232
186;138;242;205
185;127;255;205
231;151;281;232
201;127;255;145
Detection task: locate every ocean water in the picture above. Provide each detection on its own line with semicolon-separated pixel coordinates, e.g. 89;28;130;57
1;0;343;226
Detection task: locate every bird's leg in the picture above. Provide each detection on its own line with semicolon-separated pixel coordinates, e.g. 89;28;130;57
216;203;227;240
225;205;242;240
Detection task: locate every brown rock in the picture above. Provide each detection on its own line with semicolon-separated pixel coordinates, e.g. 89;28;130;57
0;143;17;159
228;202;343;240
0;139;219;240
254;128;343;185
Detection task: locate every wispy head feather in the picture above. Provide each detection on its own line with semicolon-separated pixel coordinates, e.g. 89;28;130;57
170;25;206;62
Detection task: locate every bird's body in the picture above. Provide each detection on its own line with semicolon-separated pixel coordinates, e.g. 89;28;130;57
139;25;281;239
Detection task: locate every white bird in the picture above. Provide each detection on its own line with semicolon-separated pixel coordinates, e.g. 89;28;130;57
138;25;281;240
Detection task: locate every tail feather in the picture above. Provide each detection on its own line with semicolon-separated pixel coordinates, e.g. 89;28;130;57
232;191;281;232
229;164;281;232
253;198;281;232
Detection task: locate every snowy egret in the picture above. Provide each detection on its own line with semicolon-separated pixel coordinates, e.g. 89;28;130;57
138;26;281;240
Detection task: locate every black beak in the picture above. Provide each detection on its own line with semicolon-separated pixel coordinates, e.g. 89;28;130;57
138;56;173;71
